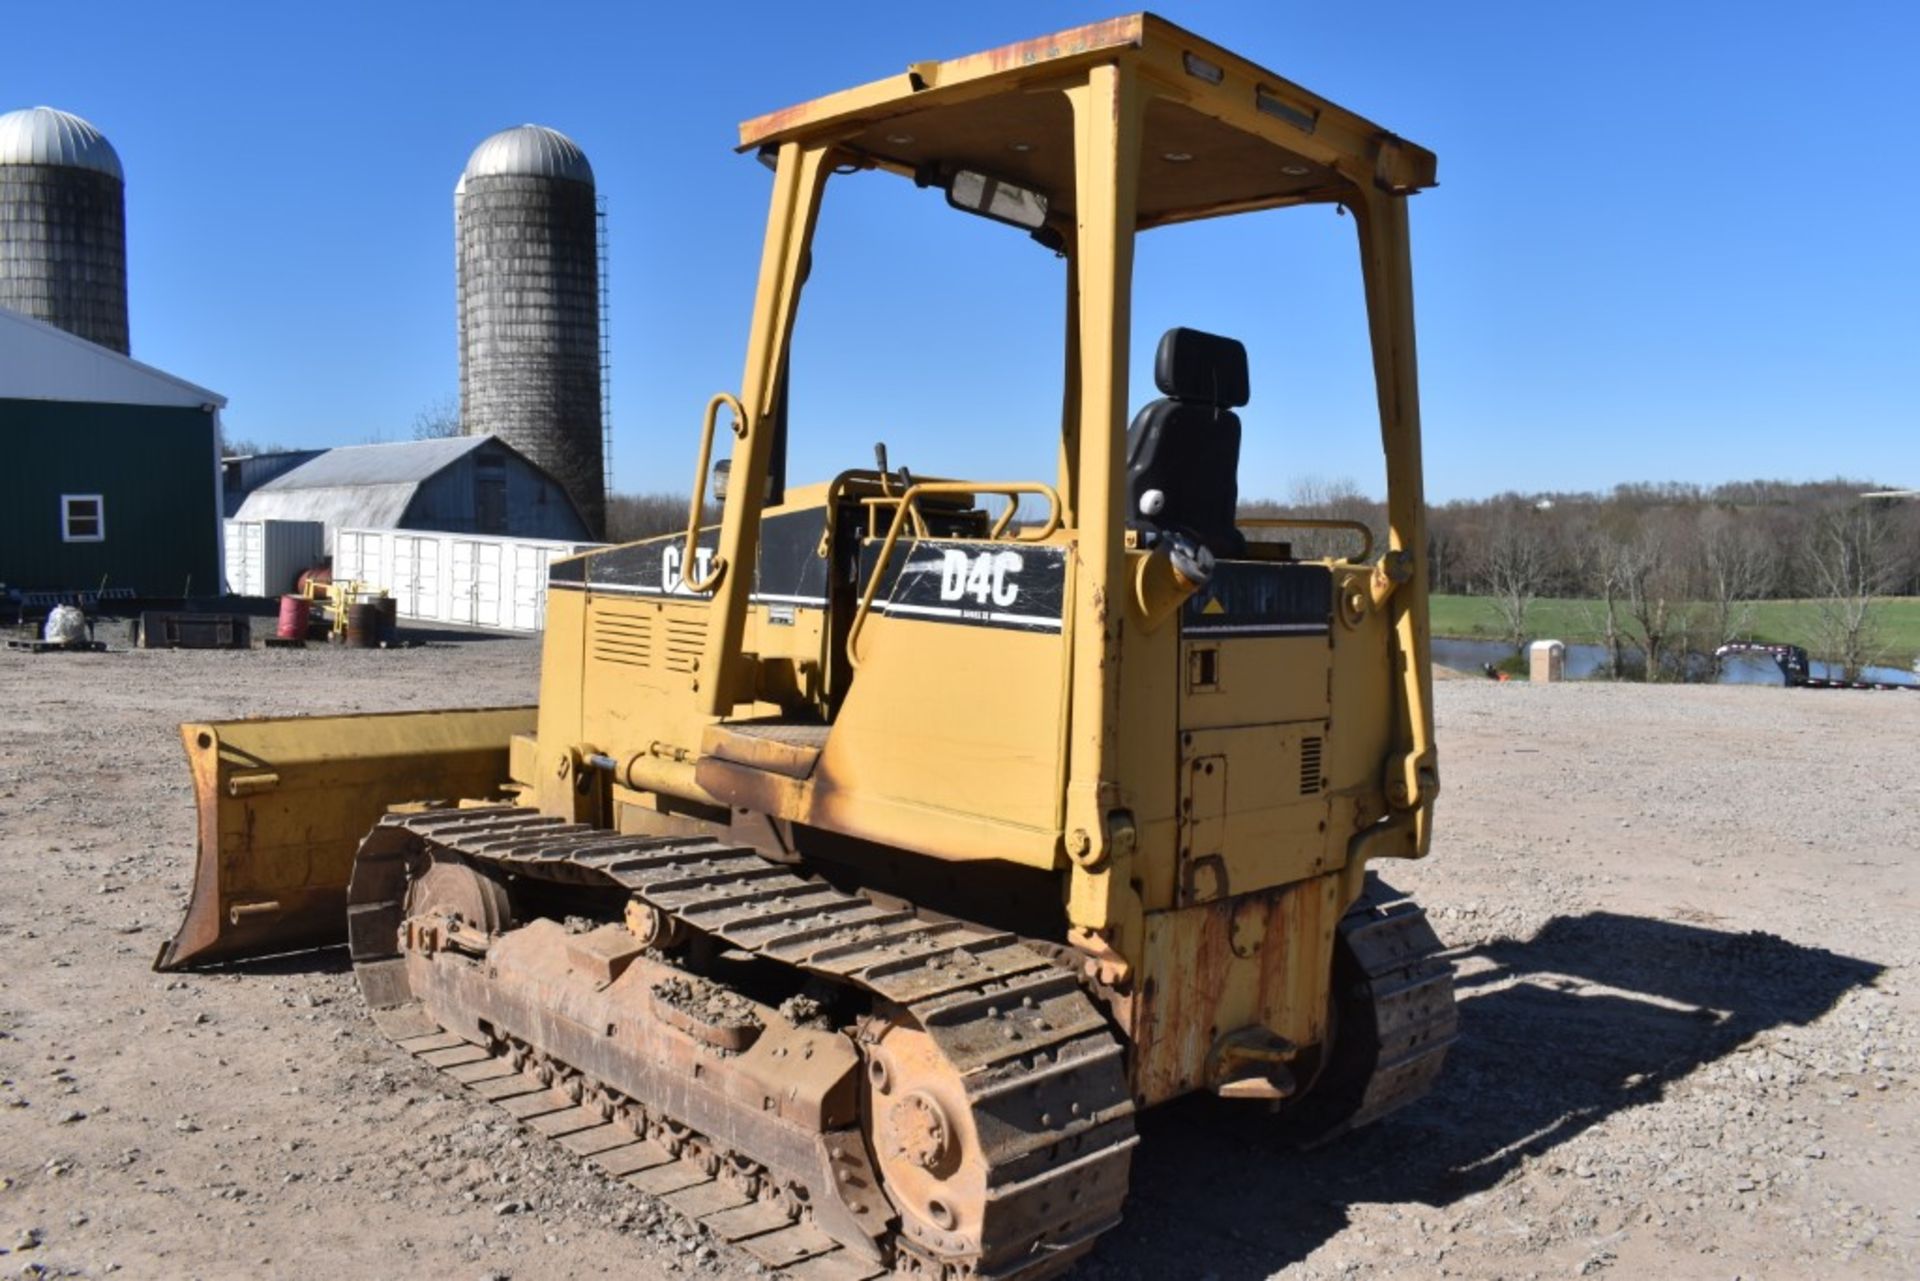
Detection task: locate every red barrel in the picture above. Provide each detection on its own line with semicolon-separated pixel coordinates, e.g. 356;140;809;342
377;595;398;643
277;594;311;640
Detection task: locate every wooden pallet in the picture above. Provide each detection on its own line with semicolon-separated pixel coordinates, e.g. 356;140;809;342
5;639;107;654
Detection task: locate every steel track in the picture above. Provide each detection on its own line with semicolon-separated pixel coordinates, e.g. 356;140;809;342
1330;890;1459;1134
349;807;1139;1281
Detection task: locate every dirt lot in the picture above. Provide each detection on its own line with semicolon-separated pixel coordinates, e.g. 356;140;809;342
1;638;1913;1279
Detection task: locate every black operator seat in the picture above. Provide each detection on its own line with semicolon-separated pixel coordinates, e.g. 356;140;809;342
1125;327;1249;559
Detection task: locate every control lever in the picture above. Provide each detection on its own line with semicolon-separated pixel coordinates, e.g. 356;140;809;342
873;442;911;497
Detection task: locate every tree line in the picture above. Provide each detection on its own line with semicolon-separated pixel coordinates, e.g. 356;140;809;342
606;492;711;543
607;474;1917;679
1244;477;1920;680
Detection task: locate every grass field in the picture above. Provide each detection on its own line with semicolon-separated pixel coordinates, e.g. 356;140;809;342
1430;595;1920;669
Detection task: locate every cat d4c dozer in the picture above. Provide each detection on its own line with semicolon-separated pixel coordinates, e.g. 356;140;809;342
159;15;1453;1278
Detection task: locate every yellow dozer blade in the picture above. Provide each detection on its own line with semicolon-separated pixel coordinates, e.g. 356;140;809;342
155;706;536;970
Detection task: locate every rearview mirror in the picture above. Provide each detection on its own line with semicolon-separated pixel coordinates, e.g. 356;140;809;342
946;170;1049;230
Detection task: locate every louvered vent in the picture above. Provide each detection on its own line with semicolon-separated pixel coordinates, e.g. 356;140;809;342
591;613;653;667
663;615;707;673
1300;736;1325;795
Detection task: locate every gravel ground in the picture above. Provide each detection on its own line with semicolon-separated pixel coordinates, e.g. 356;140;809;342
0;639;1913;1279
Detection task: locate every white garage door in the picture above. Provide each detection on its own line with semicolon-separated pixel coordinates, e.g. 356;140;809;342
452;539;505;628
392;535;440;618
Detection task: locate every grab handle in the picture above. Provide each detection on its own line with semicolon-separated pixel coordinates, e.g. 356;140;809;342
846;481;1062;667
1237;516;1374;562
682;392;748;593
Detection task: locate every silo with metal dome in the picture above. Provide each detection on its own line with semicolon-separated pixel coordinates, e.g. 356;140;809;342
456;124;605;537
0;106;129;354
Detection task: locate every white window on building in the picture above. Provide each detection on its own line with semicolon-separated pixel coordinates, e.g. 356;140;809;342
61;494;105;543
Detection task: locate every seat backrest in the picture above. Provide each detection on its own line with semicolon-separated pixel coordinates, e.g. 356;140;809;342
1125;327;1248;558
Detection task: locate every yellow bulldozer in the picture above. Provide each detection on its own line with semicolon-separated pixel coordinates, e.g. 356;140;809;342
158;15;1453;1278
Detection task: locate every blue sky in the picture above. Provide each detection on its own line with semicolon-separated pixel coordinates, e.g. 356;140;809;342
9;1;1915;502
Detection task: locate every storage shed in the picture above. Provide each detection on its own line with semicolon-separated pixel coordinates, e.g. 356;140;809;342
233;435;590;551
223;518;324;597
0;304;223;595
335;527;598;632
221;449;322;517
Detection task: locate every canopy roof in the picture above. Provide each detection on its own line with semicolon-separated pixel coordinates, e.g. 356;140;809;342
738;13;1435;230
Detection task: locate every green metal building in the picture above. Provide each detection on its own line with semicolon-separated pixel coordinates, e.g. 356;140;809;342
1;305;225;596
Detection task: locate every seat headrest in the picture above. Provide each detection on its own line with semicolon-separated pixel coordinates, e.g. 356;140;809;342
1154;327;1249;408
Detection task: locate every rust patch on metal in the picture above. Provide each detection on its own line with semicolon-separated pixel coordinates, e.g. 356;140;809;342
976;16;1145;74
352;809;1137;1277
649;973;764;1052
157;707;534;970
1132;878;1335;1107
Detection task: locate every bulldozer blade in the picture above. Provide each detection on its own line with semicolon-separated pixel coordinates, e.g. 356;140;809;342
154;705;536;971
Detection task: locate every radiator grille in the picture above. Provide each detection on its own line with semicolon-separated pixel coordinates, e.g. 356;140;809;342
591;613;653;667
663;616;706;673
1300;736;1325;795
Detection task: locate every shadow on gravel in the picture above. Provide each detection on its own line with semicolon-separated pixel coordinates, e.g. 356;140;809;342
1085;912;1881;1281
397;625;522;645
208;944;353;977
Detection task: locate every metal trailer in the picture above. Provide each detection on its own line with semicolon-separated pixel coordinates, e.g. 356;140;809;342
333;526;600;632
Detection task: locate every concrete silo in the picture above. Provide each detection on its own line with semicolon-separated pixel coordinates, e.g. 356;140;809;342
456;124;605;537
0;106;129;354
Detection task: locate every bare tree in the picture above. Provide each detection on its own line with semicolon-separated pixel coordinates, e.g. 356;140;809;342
1884;497;1920;596
219;434;290;458
1477;508;1552;656
411;394;463;441
1698;508;1776;666
1571;522;1632;680
1617;522;1697;681
1241;475;1382;563
1806;503;1895;680
605;492;721;544
1248;478;1917;679
1427;521;1461;596
1595;545;1628;679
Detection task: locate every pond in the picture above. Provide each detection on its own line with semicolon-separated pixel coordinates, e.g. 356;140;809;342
1430;636;1918;688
